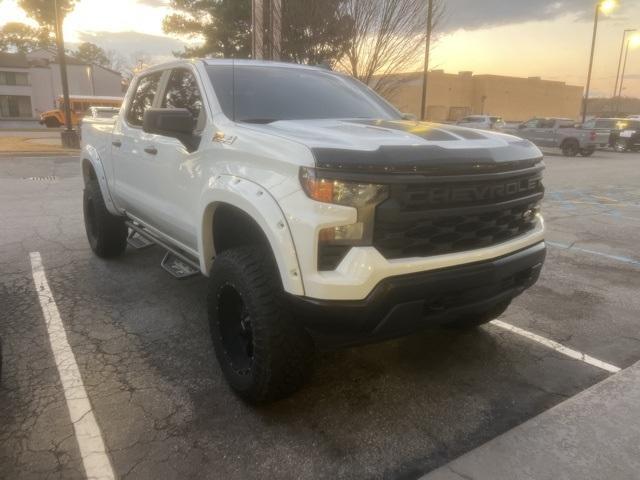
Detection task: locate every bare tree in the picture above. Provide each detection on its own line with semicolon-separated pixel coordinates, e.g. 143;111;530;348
336;0;444;98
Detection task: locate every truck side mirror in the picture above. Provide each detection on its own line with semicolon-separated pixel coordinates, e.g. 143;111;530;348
143;108;199;151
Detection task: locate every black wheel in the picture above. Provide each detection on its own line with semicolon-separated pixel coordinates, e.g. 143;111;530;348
207;247;314;404
83;176;127;258
614;139;629;153
580;148;595;157
561;139;579;157
445;300;511;330
44;117;61;128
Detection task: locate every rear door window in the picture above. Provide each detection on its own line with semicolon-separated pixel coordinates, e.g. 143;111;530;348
126;71;163;127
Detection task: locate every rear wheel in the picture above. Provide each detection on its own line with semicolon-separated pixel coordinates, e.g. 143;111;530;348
208;247;314;404
44;117;61;128
83;176;128;258
614;138;629;153
561;139;579;157
445;301;511;330
580;147;595;157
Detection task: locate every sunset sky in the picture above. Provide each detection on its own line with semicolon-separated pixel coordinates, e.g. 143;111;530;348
1;0;639;97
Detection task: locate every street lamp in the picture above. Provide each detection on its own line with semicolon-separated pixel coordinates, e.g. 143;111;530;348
613;29;636;99
582;0;618;123
618;33;640;101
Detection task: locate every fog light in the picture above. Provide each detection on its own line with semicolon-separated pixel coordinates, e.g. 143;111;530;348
319;223;364;243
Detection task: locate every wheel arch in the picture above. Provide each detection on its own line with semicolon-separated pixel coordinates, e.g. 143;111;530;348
81;146;120;216
199;176;304;296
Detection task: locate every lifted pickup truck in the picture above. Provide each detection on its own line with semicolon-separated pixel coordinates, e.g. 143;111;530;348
514;118;601;157
81;59;546;403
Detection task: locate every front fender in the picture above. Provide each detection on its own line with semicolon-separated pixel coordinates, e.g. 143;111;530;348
198;175;305;296
81;145;120;216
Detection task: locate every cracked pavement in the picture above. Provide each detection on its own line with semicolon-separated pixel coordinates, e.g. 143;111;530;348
1;150;639;479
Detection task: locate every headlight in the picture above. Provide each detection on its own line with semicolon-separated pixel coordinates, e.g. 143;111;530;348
299;167;388;245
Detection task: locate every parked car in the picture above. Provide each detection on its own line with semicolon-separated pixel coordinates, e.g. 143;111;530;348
610;119;640;152
456;115;506;131
627;115;640;120
581;118;627;149
81;59;546;403
516;118;600;157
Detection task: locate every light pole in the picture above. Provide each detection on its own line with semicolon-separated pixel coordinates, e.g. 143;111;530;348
613;29;636;99
420;0;434;121
582;0;617;124
618;33;640;101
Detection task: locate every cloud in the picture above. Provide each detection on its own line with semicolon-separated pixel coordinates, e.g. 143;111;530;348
135;0;169;6
440;0;636;32
75;31;186;61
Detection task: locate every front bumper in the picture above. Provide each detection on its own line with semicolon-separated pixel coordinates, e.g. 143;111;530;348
289;241;546;348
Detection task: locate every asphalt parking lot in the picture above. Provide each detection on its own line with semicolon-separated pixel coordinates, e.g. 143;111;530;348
1;149;639;479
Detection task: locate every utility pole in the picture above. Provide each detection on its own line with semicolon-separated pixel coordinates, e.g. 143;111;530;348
618;38;631;99
613;29;636;100
54;0;78;148
582;3;600;124
252;0;281;60
420;0;434;121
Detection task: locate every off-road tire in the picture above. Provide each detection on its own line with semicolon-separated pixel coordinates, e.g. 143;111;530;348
207;247;314;404
579;148;595;157
83;177;128;258
445;300;511;330
561;139;579;157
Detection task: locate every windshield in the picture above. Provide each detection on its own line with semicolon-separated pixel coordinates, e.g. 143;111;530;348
206;64;401;123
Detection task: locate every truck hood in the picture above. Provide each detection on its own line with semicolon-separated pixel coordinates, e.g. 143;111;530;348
242;119;542;172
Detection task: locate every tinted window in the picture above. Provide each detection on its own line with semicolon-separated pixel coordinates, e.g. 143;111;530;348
162;69;203;124
207;65;400;122
126;72;163;126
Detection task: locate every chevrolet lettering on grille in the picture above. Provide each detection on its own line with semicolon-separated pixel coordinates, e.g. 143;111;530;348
425;177;541;205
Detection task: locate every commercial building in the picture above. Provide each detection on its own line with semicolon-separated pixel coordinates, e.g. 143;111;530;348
381;70;584;122
0;49;122;121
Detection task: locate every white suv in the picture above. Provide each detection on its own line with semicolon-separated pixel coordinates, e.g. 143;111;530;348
81;60;546;403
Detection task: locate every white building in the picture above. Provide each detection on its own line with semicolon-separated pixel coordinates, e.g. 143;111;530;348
0;49;122;121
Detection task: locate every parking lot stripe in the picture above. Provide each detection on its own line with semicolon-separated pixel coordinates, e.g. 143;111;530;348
490;320;621;373
29;252;116;480
547;241;640;268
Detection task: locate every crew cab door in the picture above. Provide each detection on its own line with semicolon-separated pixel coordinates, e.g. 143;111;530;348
536;119;558;147
111;70;165;223
137;67;209;250
518;119;541;143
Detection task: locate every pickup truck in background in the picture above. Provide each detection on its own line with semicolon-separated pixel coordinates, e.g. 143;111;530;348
514;118;602;157
610;119;640;152
81;59;546;403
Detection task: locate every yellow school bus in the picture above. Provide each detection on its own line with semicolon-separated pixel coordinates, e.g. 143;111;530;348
40;95;123;128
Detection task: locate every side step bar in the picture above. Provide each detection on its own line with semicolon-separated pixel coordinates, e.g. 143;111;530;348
125;221;200;279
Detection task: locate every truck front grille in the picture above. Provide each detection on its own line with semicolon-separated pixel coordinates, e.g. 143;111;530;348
373;170;544;260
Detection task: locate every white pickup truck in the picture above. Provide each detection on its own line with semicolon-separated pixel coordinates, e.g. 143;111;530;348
81;59;546;403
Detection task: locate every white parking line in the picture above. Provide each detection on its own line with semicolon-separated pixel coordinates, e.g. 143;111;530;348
30;252;115;480
490;319;621;374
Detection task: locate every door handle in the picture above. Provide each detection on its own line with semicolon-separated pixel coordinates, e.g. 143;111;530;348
144;146;158;155
112;140;122;147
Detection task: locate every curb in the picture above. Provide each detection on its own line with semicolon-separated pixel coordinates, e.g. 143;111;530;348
421;361;640;480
